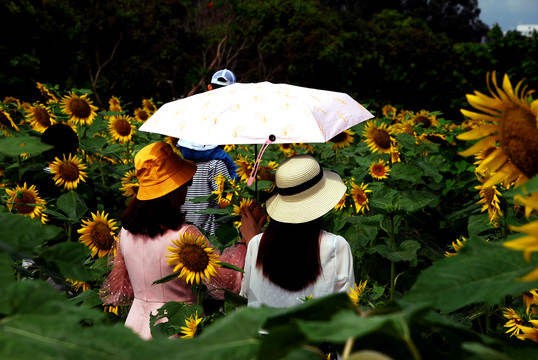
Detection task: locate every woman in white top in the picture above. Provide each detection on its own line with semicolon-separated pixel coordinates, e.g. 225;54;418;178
239;154;355;308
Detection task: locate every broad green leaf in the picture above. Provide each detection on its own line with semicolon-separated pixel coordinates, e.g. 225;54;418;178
398;190;438;212
415;159;443;183
390;162;424;184
403;239;538;313
150;302;203;339
39;242;103;282
0;212;62;257
373;240;421;263
0;136;52;156
56;191;88;221
467;214;492;238
0;253;15;314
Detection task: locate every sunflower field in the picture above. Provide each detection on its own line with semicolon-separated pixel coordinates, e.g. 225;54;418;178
1;73;538;359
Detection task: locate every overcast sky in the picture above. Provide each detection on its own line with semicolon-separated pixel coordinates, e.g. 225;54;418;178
478;0;538;31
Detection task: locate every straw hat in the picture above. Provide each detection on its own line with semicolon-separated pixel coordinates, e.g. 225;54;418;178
266;154;346;223
135;142;196;200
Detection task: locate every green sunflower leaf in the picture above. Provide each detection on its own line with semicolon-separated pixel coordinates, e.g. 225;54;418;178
56;191;88;221
0;136;52;156
403;238;538;313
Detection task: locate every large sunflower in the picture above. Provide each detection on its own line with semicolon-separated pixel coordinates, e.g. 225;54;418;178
49;154;88;190
26;102;55;133
108;115;136;143
120;169;139;198
0;108;19;133
413;110;439;129
350;182;371;214
61;92;98;126
363;121;396;154
180;312;202;338
78;211;118;258
166;233;221;285
6;183;47;224
329;129;355;150
456;72;538;189
369;159;391;180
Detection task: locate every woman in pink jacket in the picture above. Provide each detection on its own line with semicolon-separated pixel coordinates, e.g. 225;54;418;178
100;142;204;340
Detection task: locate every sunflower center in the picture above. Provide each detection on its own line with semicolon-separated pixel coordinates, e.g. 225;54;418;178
71;99;92;118
34;106;51;127
137;110;149;121
372;165;385;175
13;192;37;214
414;115;431;128
483;187;495;204
354;191;366;204
59;162;81;182
499;106;538;178
90;223;115;250
372;129;391;150
115;119;132;136
182;244;209;272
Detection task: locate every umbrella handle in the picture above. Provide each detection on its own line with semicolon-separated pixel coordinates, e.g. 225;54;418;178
247;135;276;186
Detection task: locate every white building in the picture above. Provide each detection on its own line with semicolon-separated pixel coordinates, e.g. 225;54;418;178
516;24;538;37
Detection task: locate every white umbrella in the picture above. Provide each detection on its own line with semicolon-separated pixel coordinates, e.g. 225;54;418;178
139;81;374;145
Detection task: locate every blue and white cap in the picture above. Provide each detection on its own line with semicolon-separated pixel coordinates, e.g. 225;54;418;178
210;69;236;86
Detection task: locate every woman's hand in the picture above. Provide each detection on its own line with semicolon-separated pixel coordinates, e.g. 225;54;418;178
240;203;267;245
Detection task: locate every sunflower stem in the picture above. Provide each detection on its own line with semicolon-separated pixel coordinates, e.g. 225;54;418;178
389;215;396;302
17;155;22;183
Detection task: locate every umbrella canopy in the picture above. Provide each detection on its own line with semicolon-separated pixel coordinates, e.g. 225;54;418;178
139;81;374;145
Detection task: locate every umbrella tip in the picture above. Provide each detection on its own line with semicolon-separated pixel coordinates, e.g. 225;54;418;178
269;134;276;142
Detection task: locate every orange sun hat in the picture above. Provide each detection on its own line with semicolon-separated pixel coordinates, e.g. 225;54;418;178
135;142;196;200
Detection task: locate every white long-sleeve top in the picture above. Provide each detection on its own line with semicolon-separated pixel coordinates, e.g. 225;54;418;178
240;230;355;308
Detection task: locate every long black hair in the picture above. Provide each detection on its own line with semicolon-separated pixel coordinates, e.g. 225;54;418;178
255;217;323;291
121;185;187;238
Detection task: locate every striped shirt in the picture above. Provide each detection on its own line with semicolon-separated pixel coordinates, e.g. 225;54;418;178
182;160;231;235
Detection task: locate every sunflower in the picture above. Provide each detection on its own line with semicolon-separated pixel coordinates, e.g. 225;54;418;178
61;91;98;125
503;308;526;336
515;324;538;342
180;312;202;339
167;233;220;284
223;144;236;152
257;161;278;182
523;289;538;316
419;133;447;144
235;154;253;183
334;192;348;211
25;102;55;133
382;104;397;119
3;96;21;110
78;211;118;258
36;82;59;103
475;172;503;224
104;305;120;316
0;108;19;133
363;121;396;154
120;169;139;198
49;154;88;190
391;119;415;136
212;172;237;206
350;182;371;214
391;147;401;163
6;183;48;223
232;198;254;227
515;193;538;219
133;107;151;122
369;159;391;180
108;115;136;143
348;280;368;306
142;98;157;113
329;129;355;150
444;237;467;257
456;72;538;189
66;278;91;292
108;96;122;112
279;143;297;156
413;110;439;129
